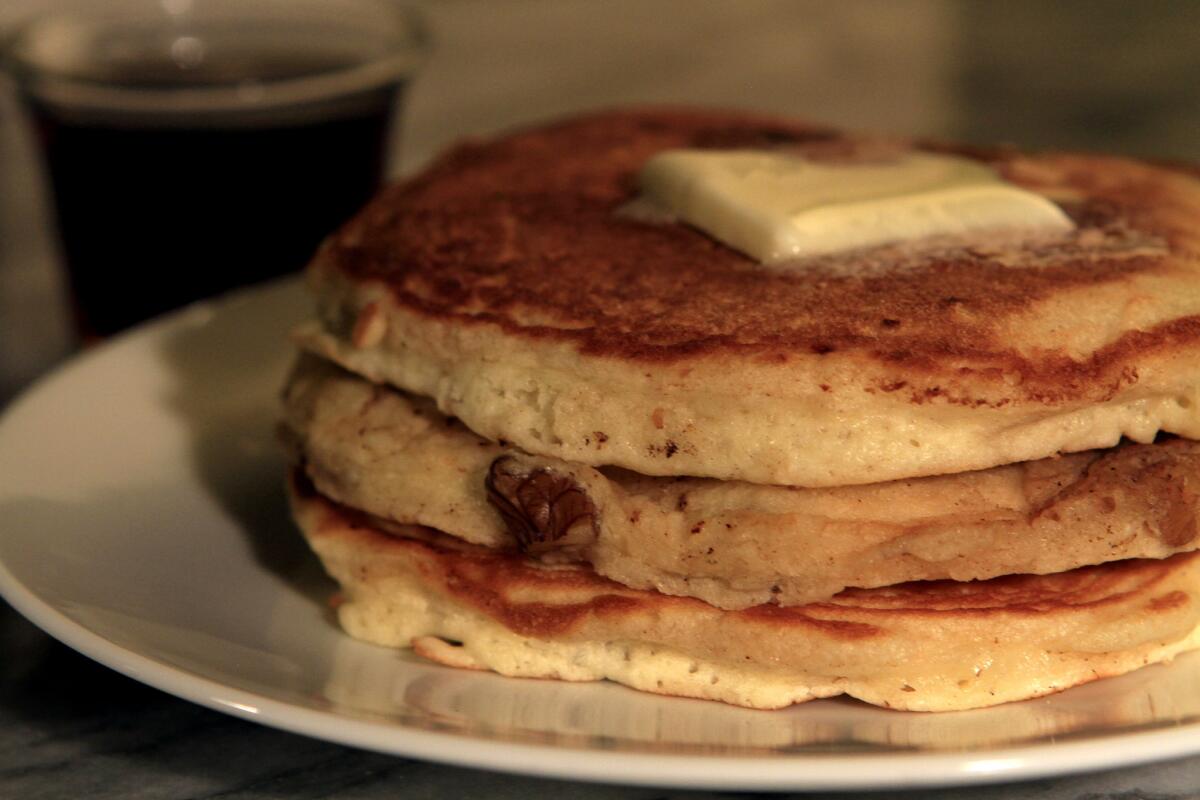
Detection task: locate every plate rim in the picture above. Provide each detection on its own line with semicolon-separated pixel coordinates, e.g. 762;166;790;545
2;279;1200;791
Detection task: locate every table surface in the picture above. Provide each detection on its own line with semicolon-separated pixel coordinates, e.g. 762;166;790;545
4;1;1200;796
5;599;1200;799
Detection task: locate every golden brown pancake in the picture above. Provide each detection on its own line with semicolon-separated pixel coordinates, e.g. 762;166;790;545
296;107;1200;486
284;107;1200;713
282;355;1200;608
289;473;1200;712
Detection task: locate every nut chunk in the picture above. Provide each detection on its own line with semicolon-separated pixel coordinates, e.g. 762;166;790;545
485;456;598;557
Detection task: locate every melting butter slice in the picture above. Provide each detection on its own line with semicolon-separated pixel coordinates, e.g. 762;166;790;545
638;149;1074;262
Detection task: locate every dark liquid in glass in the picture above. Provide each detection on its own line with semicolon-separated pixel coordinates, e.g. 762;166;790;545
29;56;398;338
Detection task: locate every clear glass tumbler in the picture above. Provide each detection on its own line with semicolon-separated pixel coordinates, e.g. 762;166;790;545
3;0;426;338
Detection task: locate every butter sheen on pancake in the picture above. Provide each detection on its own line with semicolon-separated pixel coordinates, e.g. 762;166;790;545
289;477;1200;712
282;356;1200;609
298;107;1200;487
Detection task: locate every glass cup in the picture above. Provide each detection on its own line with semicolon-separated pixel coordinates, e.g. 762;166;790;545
3;0;426;339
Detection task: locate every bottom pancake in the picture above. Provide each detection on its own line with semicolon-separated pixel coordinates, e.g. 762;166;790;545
289;473;1200;712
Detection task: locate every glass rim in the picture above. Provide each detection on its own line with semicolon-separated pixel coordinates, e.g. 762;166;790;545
0;2;429;117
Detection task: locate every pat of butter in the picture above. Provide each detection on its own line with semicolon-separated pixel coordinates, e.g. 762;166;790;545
638;149;1074;262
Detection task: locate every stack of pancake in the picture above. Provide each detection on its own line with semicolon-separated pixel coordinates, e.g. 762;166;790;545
282;108;1200;711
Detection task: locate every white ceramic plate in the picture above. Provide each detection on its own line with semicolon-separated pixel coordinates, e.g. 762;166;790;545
2;278;1200;791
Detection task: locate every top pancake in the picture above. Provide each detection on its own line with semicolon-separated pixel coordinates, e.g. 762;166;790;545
299;107;1200;486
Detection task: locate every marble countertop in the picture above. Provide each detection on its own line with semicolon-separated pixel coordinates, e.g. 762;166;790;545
5;599;1200;799
4;2;1200;796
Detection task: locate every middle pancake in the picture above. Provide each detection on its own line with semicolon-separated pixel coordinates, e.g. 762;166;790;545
282;355;1200;609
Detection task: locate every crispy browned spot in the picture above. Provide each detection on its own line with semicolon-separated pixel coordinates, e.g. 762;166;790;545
831;556;1189;615
1149;591;1191;612
1158;485;1200;547
738;603;881;639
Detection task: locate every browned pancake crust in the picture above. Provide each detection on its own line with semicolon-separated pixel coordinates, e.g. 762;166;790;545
292;474;1200;710
295;471;1195;637
320;107;1200;404
309;482;1200;638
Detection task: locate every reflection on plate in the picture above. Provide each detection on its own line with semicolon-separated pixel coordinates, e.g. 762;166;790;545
1;278;1199;791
